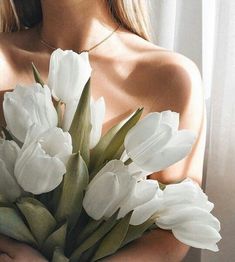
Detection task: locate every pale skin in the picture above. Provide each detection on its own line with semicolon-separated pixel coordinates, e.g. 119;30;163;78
0;0;206;261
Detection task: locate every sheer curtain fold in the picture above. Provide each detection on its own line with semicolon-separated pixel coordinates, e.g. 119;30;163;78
149;0;235;261
202;0;235;261
149;0;202;72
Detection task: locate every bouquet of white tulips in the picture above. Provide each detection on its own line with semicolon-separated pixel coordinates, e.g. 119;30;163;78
0;49;221;262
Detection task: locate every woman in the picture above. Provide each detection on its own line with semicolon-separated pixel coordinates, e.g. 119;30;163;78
0;0;206;261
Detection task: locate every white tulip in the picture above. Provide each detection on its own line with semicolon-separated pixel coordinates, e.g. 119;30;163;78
124;111;196;173
47;49;104;148
83;160;137;220
63;97;105;149
15;125;72;194
129;179;221;252
118;179;159;219
90;97;106;149
48;49;92;103
3;84;58;142
0;139;23;201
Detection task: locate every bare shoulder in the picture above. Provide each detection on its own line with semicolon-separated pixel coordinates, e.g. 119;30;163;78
138;45;203;113
126;37;204;124
131;40;205;184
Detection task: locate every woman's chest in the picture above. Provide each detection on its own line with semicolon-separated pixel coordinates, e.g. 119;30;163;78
0;64;157;133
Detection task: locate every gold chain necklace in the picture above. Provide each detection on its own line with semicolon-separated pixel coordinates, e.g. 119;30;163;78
39;25;120;54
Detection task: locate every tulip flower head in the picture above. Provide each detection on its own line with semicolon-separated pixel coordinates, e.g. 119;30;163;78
129;179;221;252
3;84;58;142
48;49;92;103
124;111;196;173
83;160;137;220
15;125;72;194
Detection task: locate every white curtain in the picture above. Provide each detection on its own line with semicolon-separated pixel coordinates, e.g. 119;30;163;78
148;0;202;72
201;0;235;261
149;0;235;261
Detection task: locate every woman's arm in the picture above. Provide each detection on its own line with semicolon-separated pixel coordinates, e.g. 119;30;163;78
105;52;205;261
103;229;189;262
0;235;47;262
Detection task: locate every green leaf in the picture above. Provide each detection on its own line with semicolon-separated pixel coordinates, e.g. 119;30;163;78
91;212;132;262
0;207;37;246
55;153;89;230
0;195;9;207
42;222;67;259
56;100;64;128
52;247;69;262
17;197;57;247
69;79;92;165
121;218;155;247
76;218;103;246
50;181;63;214
89;118;127;170
1;127;13;140
70;211;118;262
31;62;45;86
79;242;100;262
90;108;143;175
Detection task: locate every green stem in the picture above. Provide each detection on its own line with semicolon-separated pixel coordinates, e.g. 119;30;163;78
124;158;133;165
57;100;64;128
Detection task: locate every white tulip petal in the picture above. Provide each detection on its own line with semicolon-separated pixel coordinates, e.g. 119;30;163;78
127;125;173;172
90;97;105;149
124;113;163;152
83;172;119;220
124;110;197;172
130;194;162;225
104;173;136;218
163;179;214;212
15;142;66;194
161;111;179;131
3;96;34;142
84;160;139;220
90;160;127;185
63;99;78;131
167;130;196;147
118;179;158;218
48;49;92;103
156;207;221;231
127;162;151;179
172;222;221;251
120;151;151;178
130;129;195;173
38;128;72;164
48;49;65;101
15;126;72;194
157;130;195;168
3;84;58;142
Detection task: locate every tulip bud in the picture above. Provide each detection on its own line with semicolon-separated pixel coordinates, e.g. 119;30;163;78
124;111;196;173
83;160;136;220
3;84;58;142
15;125;72;194
129;179;221;252
48;49;92;103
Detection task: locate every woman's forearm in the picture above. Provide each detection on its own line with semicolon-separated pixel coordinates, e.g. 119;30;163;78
103;229;190;262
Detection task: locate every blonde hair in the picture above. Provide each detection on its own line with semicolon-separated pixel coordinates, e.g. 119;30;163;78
0;0;152;41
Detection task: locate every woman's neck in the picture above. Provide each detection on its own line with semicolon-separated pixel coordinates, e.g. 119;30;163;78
40;0;119;52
